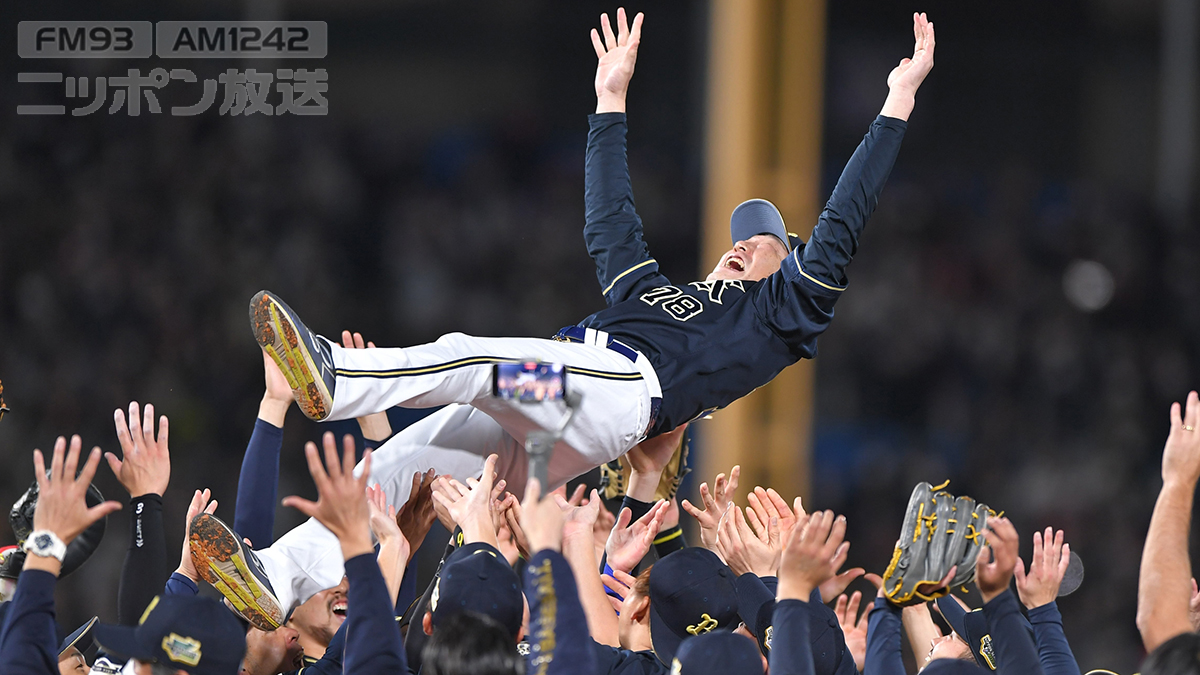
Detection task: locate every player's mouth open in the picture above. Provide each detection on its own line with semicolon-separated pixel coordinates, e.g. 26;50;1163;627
726;257;745;272
332;599;348;619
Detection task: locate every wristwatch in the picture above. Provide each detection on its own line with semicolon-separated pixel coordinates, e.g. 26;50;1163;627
23;530;67;562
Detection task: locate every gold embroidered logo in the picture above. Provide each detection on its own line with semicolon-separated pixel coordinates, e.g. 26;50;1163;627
763;626;773;650
162;633;202;666
979;635;997;670
686;613;718;636
670;658;683;675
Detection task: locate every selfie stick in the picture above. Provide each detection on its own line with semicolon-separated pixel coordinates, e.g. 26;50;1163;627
524;390;583;494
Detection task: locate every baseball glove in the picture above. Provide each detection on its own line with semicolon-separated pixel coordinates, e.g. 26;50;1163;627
599;429;691;502
7;478;108;578
882;481;993;606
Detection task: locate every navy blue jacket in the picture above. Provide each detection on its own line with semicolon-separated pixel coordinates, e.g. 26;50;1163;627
1028;602;1081;675
983;591;1045;675
0;569;59;675
578;113;907;435
341;553;409;675
769;599;817;675
865;597;906;675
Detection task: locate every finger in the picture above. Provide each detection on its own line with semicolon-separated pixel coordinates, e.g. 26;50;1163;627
615;507;633;532
321;432;340;479
864;573;883;589
825;512;846;553
85;500;124;523
569;484;587;506
835;594;848;622
939;565;957;588
367;341;377;349
793;496;806;519
768;516;781;550
49;436;67;482
342;434;357;480
616;7;629;46
142;402;155;447
33;449;47;489
282;496;320;519
601;13;616;51
353;332;366;350
127;402;142;449
846;591;862;624
1187;391;1200;430
303;441;331;491
699;482;715;510
734;503;757;541
680;499;703;519
1058;543;1071;577
478;454;499;493
157;414;169;450
591;29;606;59
1014;557;1027;584
105;452;124;477
63;435;84;483
754;487;781;521
77;446;104;486
629;12;644;44
727;465;741;496
1032;530;1043;570
358;450;373;491
114;409;133;453
831;541;851;570
522;477;543;508
1172;401;1184;430
713;474;727;504
205;499;218;515
341;330;353;349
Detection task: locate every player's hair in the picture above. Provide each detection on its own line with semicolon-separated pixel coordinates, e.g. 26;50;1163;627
421;611;524;675
1142;632;1200;675
630;565;652;598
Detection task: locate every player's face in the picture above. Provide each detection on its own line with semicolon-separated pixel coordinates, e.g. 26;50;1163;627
288;577;349;646
57;648;88;675
707;235;789;282
243;624;304;674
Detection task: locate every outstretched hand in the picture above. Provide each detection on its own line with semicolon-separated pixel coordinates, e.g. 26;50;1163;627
606;500;668;573
396;469;437;562
976;516;1020;603
29;436;123;574
887;12;935;93
282;432;374;559
177;489;219;582
107;402;171;498
1015;527;1071;609
592;7;644;113
777;510;849;601
430;455;503;548
1162;391;1200;486
681;465;739;554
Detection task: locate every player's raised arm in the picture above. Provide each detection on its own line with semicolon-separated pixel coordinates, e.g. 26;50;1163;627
755;14;934;354
584;8;669;306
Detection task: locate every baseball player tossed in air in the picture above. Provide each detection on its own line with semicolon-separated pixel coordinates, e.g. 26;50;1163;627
192;9;937;629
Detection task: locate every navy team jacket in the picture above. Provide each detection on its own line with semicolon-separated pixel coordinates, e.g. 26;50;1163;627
577;112;907;436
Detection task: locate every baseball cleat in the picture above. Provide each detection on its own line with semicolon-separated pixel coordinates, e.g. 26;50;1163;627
250;290;336;421
189;513;283;631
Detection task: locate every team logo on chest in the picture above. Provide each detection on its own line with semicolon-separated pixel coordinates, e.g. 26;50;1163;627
639;281;745;322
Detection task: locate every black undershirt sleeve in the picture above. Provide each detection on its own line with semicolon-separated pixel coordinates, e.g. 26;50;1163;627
117;494;169;625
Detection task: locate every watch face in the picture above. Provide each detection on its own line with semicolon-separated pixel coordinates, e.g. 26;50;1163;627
34;533;51;549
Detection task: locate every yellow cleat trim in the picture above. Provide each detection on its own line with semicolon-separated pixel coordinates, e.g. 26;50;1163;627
231;554;263;600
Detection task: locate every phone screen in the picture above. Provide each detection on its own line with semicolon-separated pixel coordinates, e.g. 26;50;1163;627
492;361;566;402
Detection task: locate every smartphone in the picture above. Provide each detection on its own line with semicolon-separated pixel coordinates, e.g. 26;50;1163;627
492;361;566;403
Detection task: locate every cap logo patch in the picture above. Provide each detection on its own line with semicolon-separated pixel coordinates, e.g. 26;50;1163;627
979;635;997;670
670;658;683;675
686;613;718;636
430;578;441;612
763;626;773;650
162;633;202;666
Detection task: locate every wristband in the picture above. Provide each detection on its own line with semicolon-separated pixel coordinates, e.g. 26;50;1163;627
23;529;67;562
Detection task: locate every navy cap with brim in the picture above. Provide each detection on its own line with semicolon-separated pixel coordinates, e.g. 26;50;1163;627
93;623;158;663
93;595;246;675
648;548;740;665
673;630;764;675
59;616;98;656
729;199;801;252
752;599;846;675
431;542;523;640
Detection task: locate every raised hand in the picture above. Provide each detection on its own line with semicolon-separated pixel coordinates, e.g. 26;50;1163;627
835;591;873;673
887;12;935;93
777;510;849;601
556;488;602;540
1162;391;1200;486
606;500;668;573
282;432;374;559
1014;527;1071;609
341;331;394;442
396;469;437;562
176;489;219;582
30;436;123;566
976;517;1020;603
748;487;801;540
260;350;295;427
716;505;780;577
429;455;503;547
592;7;645;113
520;479;566;554
107;402;171;498
681;465;740;553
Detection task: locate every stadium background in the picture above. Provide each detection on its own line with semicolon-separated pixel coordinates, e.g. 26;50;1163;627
0;0;1197;671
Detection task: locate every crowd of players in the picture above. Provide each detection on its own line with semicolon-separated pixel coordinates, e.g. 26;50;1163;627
4;343;1200;675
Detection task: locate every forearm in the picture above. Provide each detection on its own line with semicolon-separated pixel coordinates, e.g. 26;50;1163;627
879;86;917;122
0;569;60;675
525;550;600;675
343;553;409;675
768;600;816;675
901;602;943;667
357;412;393;444
1028;603;1082;675
375;539;408;607
625;471;661;504
983;590;1045;675
865;598;906;675
563;531;620;646
234;418;283;547
459;514;500;550
800;115;906;288
119;494;168;625
1137;481;1196;650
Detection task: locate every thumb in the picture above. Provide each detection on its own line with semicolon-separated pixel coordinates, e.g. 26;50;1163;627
282;496;320;519
1014;557;1027;584
768;516;781;549
104;452;123;476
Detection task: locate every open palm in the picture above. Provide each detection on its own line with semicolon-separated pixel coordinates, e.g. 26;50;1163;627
592;8;644;102
887;12;935;92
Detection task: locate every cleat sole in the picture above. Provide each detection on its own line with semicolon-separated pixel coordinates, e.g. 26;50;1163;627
189;514;282;631
250;291;332;421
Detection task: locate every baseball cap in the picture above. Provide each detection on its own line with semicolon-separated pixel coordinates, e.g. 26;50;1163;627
59;616;98;656
93;595;246;675
752;599;850;675
922;660;988;674
649;548;740;665
431;542;523;640
729;199;801;253
671;630;764;675
936;595;1035;671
